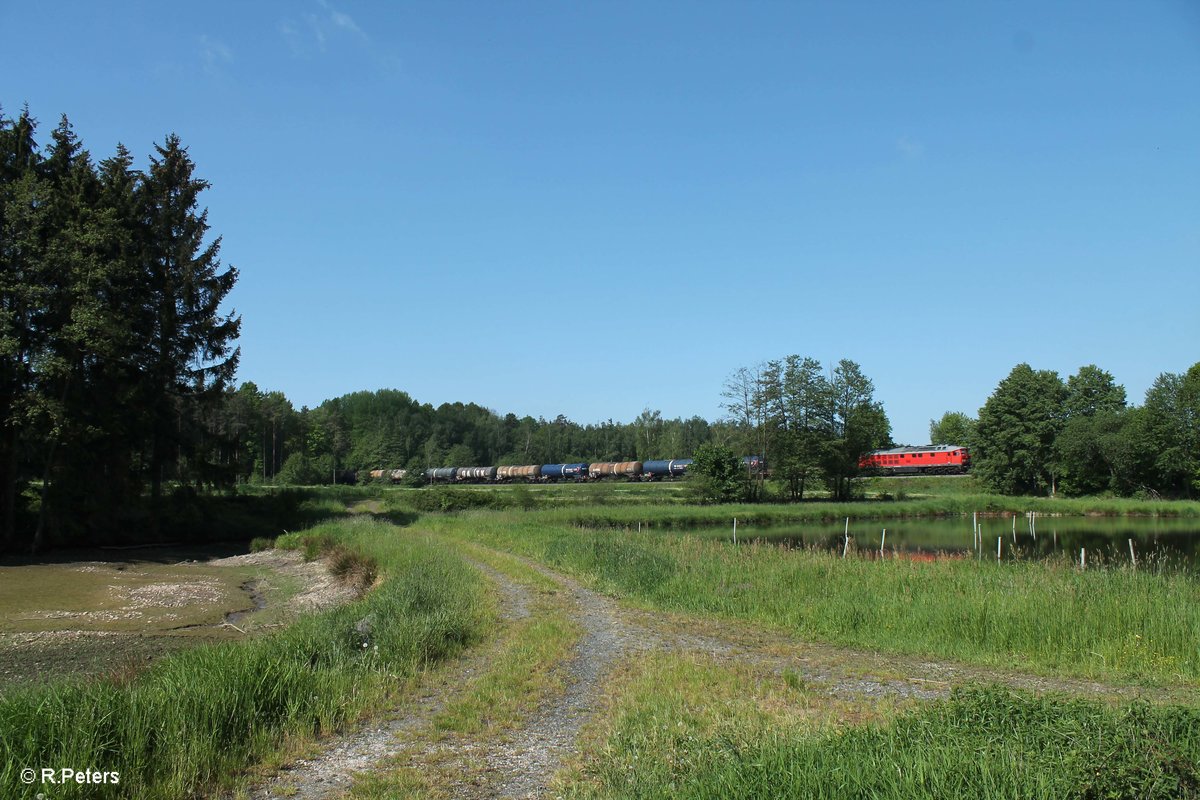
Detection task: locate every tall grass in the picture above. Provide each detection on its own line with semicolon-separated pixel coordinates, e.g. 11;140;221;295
434;513;1200;683
0;518;486;799
570;686;1200;799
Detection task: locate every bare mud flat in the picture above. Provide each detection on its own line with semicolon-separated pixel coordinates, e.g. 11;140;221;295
0;547;351;686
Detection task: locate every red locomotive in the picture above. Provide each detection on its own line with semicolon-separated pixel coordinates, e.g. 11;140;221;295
858;444;971;475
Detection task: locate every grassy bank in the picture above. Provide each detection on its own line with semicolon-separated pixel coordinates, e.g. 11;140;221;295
430;512;1200;684
0;518;486;799
565;657;1200;800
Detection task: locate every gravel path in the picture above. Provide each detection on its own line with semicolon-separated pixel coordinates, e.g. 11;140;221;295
244;559;532;800
240;548;1181;799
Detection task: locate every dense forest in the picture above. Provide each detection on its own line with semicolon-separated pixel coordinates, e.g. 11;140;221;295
3;108;1197;552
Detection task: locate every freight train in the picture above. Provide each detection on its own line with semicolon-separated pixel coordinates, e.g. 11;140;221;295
367;456;764;484
857;445;971;475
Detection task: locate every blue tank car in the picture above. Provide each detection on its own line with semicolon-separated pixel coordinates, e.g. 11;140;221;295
642;459;693;479
540;463;589;481
424;467;458;482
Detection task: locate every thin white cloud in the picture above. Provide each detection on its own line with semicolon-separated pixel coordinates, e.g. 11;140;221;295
281;0;368;56
319;0;365;38
279;20;303;56
896;137;925;160
305;12;329;51
199;35;234;75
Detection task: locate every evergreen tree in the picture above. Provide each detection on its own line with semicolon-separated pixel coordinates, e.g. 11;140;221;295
137;134;240;517
0;107;43;548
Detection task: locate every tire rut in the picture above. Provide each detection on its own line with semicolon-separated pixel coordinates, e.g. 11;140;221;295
243;559;532;800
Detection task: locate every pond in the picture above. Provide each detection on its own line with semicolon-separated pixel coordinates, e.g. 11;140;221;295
716;515;1200;568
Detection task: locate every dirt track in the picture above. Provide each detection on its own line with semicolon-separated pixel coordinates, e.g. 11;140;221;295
245;544;1188;799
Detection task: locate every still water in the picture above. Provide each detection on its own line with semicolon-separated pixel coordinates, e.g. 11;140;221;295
716;515;1200;568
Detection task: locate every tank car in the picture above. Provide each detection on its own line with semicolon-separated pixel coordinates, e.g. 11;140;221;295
642;459;693;480
588;461;644;479
540;463;589;481
456;466;498;482
497;465;542;481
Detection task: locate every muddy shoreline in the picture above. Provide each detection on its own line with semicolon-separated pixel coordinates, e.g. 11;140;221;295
0;546;353;687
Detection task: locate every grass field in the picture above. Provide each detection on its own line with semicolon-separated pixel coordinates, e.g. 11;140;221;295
425;510;1200;684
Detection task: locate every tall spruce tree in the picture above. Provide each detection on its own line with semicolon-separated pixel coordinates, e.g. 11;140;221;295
138;134;240;520
0;108;44;549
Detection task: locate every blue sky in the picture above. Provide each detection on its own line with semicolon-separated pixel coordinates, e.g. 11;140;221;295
5;1;1198;445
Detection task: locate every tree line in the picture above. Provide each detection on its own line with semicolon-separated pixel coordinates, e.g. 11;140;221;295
219;385;718;487
931;362;1200;498
1;109;239;550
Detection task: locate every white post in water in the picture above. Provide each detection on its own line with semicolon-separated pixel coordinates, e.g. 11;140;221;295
1080;548;1086;570
880;528;887;556
1128;539;1137;568
638;521;641;533
842;533;851;559
1032;512;1037;541
733;517;737;545
997;537;1002;561
1013;516;1016;538
973;511;978;540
